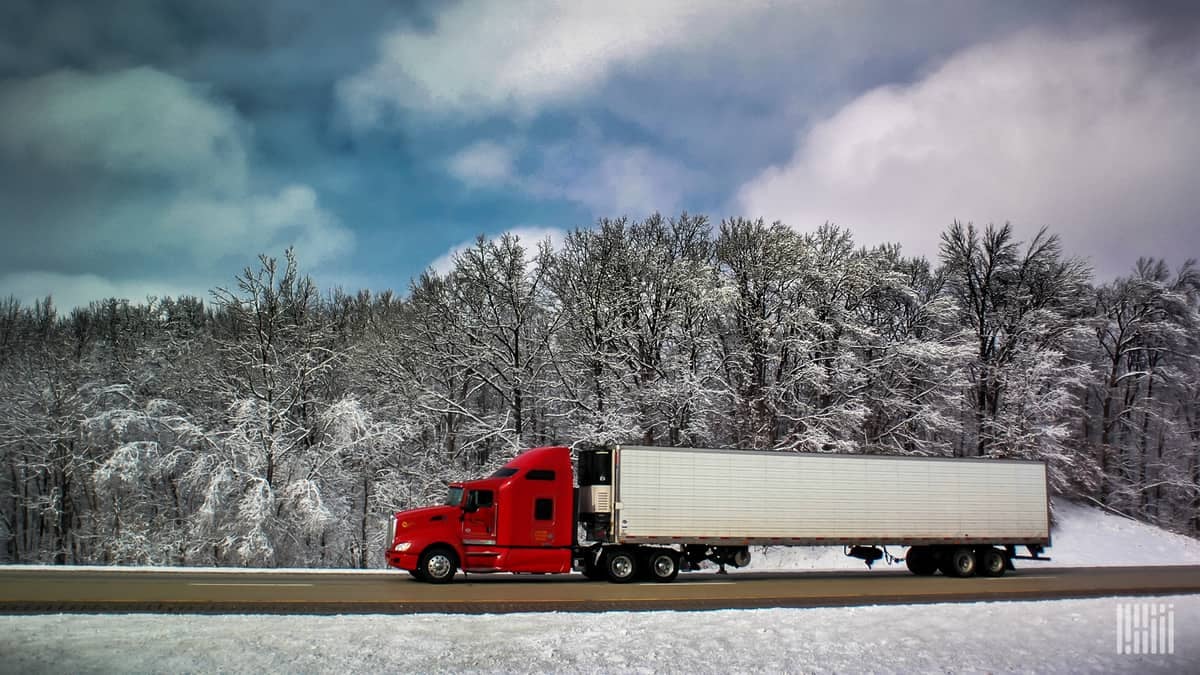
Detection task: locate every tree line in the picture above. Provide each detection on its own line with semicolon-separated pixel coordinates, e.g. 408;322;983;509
1;216;1197;567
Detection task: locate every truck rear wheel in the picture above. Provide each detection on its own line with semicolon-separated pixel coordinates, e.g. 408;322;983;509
978;547;1007;577
905;546;938;576
418;546;458;584
605;549;638;583
944;546;977;578
647;550;680;583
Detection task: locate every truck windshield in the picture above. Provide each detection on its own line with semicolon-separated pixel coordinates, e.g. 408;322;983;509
444;486;464;507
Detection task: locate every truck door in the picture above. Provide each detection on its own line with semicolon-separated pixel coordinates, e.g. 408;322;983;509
461;489;496;544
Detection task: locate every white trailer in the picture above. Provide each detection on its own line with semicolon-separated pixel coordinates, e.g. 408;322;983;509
576;445;1050;581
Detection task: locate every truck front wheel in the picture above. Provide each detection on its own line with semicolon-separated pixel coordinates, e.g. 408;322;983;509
605;549;638;583
418;546;458;584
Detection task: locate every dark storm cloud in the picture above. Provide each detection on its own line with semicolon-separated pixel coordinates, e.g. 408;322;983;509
0;1;446;307
3;0;1198;310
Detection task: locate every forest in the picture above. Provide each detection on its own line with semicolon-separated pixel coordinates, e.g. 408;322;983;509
1;216;1197;568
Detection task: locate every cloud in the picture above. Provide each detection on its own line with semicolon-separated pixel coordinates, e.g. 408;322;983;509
0;270;198;311
429;226;567;276
359;0;1060;228
159;184;353;265
445;136;696;218
337;0;758;124
0;67;247;190
530;143;695;218
736;26;1200;277
0;67;354;307
446;140;517;187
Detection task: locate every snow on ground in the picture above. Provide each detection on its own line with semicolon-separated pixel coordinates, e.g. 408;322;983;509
745;498;1200;572
1029;500;1200;567
3;595;1198;673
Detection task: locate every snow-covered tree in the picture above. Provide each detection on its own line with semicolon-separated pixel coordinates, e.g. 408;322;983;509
547;214;722;447
1088;258;1200;517
200;250;343;566
938;222;1093;490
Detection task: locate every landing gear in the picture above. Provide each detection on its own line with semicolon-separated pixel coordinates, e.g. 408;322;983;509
683;545;751;573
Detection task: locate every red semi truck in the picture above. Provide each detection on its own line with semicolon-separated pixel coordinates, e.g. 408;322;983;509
386;444;1051;583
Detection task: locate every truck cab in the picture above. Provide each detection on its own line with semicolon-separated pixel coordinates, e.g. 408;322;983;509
386;446;575;582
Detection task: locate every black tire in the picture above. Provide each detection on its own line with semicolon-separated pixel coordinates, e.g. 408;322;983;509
946;546;977;578
418;546;458;584
905;546;938;576
647;550;680;583
605;549;638;583
978;547;1007;577
582;555;606;581
407;569;423;580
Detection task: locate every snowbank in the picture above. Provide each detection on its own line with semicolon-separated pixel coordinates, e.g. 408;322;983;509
745;498;1200;572
4;595;1197;673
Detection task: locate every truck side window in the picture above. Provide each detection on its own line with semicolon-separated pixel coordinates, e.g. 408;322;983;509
534;498;553;521
526;469;555;481
469;490;494;509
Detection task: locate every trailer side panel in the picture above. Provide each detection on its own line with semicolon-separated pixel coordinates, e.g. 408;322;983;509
613;446;1048;545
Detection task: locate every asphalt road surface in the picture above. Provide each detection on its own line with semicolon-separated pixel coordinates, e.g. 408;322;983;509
2;565;1198;614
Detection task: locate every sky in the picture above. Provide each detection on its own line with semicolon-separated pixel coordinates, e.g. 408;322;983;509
1;1;1198;309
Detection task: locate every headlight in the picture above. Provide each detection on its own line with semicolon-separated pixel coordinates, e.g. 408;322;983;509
394;541;412;552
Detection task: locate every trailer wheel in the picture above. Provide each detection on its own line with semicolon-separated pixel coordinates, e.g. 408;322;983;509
647;550;680;583
978;547;1007;577
418;546;458;584
605;549;638;583
945;546;977;578
905;546;938;576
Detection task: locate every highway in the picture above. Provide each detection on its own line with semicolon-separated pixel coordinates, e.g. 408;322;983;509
2;565;1199;614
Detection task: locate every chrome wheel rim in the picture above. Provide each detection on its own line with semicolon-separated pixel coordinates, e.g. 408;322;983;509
611;556;633;578
653;555;675;577
428;554;453;579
